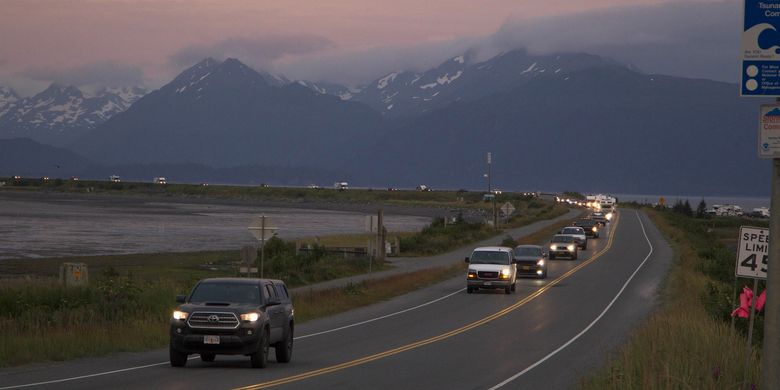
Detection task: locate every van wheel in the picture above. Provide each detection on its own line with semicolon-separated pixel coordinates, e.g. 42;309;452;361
169;341;187;367
250;329;269;368
275;324;293;363
200;353;215;362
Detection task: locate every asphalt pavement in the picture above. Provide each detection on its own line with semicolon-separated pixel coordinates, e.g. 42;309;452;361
0;209;672;390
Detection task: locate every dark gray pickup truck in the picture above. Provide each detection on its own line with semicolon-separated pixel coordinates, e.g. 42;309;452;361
169;278;294;368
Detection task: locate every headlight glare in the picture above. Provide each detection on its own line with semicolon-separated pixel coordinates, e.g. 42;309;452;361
567;245;575;251
241;312;260;322
537;259;545;266
173;310;188;320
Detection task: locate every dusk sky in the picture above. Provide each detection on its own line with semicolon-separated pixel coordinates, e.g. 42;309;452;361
0;0;738;95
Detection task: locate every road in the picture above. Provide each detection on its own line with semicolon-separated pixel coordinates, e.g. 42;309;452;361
0;209;672;389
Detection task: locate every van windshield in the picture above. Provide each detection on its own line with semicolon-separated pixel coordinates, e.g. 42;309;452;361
469;251;511;265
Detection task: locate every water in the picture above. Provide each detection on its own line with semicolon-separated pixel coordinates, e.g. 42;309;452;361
613;193;770;211
0;194;430;259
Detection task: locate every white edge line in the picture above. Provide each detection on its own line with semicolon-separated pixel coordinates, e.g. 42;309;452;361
489;210;654;389
294;288;464;340
1;288;465;389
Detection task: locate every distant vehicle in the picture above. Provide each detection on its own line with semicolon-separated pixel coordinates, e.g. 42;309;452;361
387;187;399;191
109;175;121;183
70;176;80;181
559;226;588;249
573;219;600;238
706;204;743;217
465;246;517;294
154;177;167;185
513;245;547;279
41;176;50;181
752;207;770;218
307;184;321;189
549;234;578;260
491;188;502;195
417;185;431;191
589;212;608;225
200;183;209;187
169;278;294;368
334;181;349;191
12;175;21;180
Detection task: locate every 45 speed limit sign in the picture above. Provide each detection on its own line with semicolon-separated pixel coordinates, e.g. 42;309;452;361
736;226;769;280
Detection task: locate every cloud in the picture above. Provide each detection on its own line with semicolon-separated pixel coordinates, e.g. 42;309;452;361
474;0;738;82
277;0;739;86
170;34;335;70
20;62;145;87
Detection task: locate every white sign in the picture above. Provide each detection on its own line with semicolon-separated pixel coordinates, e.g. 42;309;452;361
247;215;278;241
759;104;780;158
736;226;769;279
500;202;516;216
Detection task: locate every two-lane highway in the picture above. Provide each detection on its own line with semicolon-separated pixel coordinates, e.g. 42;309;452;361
0;210;672;389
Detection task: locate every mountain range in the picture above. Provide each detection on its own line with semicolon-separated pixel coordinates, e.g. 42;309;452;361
0;84;146;146
0;50;771;196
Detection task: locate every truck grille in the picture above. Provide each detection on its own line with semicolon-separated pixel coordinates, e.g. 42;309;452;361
187;312;240;329
477;271;498;279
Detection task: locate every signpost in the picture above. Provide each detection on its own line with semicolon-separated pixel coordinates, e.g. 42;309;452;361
736;226;770;388
239;245;258;276
742;3;780;386
247;215;278;278
741;1;780;96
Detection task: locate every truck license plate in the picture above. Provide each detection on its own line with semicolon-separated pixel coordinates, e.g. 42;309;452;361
522;266;531;271
484;281;492;286
204;335;220;344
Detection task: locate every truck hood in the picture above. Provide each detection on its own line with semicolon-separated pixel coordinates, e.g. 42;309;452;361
468;263;513;272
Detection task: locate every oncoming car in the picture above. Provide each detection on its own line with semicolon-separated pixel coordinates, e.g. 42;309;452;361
169;278;294;368
513;245;547;278
465;246;517;294
549;234;579;260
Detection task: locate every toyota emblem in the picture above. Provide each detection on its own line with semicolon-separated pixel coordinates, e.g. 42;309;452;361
208;314;219;323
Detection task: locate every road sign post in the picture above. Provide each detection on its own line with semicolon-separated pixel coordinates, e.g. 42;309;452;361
736;225;770;388
763;158;780;389
248;214;278;278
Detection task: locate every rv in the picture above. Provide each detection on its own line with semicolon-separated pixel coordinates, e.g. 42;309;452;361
706;204;743;217
109;175;121;183
154;177;167;185
334;181;349;191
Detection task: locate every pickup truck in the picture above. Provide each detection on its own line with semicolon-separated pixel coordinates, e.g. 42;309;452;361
169;278;294;368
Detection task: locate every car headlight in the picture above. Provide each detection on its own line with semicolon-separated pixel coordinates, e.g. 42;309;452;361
467;270;477;279
537;259;545;266
592;226;598;232
500;268;511;278
567;245;575;251
172;310;188;320
550;244;556;250
240;312;260;322
606;213;613;220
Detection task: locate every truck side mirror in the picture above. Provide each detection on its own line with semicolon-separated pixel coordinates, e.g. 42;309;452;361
176;294;186;303
464;257;470;263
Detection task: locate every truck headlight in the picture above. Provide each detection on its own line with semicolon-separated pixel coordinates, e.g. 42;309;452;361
172;310;188;320
467;270;477;279
241;312;260;322
550;244;556;250
500;268;511;278
537;259;545;266
567;245;575;251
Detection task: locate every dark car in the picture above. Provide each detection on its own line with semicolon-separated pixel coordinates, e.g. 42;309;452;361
589;212;608;226
549;234;578;260
169;278;294;368
573;219;600;238
513;245;547;278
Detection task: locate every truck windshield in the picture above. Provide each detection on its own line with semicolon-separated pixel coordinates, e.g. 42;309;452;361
470;251;511;265
189;283;261;304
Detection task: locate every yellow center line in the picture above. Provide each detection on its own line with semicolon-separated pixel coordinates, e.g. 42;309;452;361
234;213;621;390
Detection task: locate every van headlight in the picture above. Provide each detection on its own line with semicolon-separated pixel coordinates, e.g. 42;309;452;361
241;312;260;322
172;310;188;320
500;268;511;278
467;270;477;279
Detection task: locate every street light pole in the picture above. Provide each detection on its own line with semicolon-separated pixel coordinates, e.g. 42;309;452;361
763;157;780;388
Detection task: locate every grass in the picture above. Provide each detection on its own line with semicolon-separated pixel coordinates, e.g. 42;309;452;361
293;263;466;323
580;209;766;389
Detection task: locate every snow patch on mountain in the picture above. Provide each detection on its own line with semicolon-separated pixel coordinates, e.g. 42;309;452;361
377;72;398;89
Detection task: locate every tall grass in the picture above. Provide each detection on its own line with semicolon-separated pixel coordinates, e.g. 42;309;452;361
581;209;764;389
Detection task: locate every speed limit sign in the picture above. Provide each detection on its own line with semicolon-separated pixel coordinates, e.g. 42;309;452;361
736;226;769;279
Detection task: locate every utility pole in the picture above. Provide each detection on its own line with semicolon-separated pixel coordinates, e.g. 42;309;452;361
763;156;780;388
487;152;497;229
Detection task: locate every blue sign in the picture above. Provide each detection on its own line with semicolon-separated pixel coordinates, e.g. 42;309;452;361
742;0;780;96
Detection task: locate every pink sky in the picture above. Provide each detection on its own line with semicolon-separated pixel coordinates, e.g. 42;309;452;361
0;0;720;93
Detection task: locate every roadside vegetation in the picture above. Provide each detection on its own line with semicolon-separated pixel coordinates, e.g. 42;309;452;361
581;205;768;389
